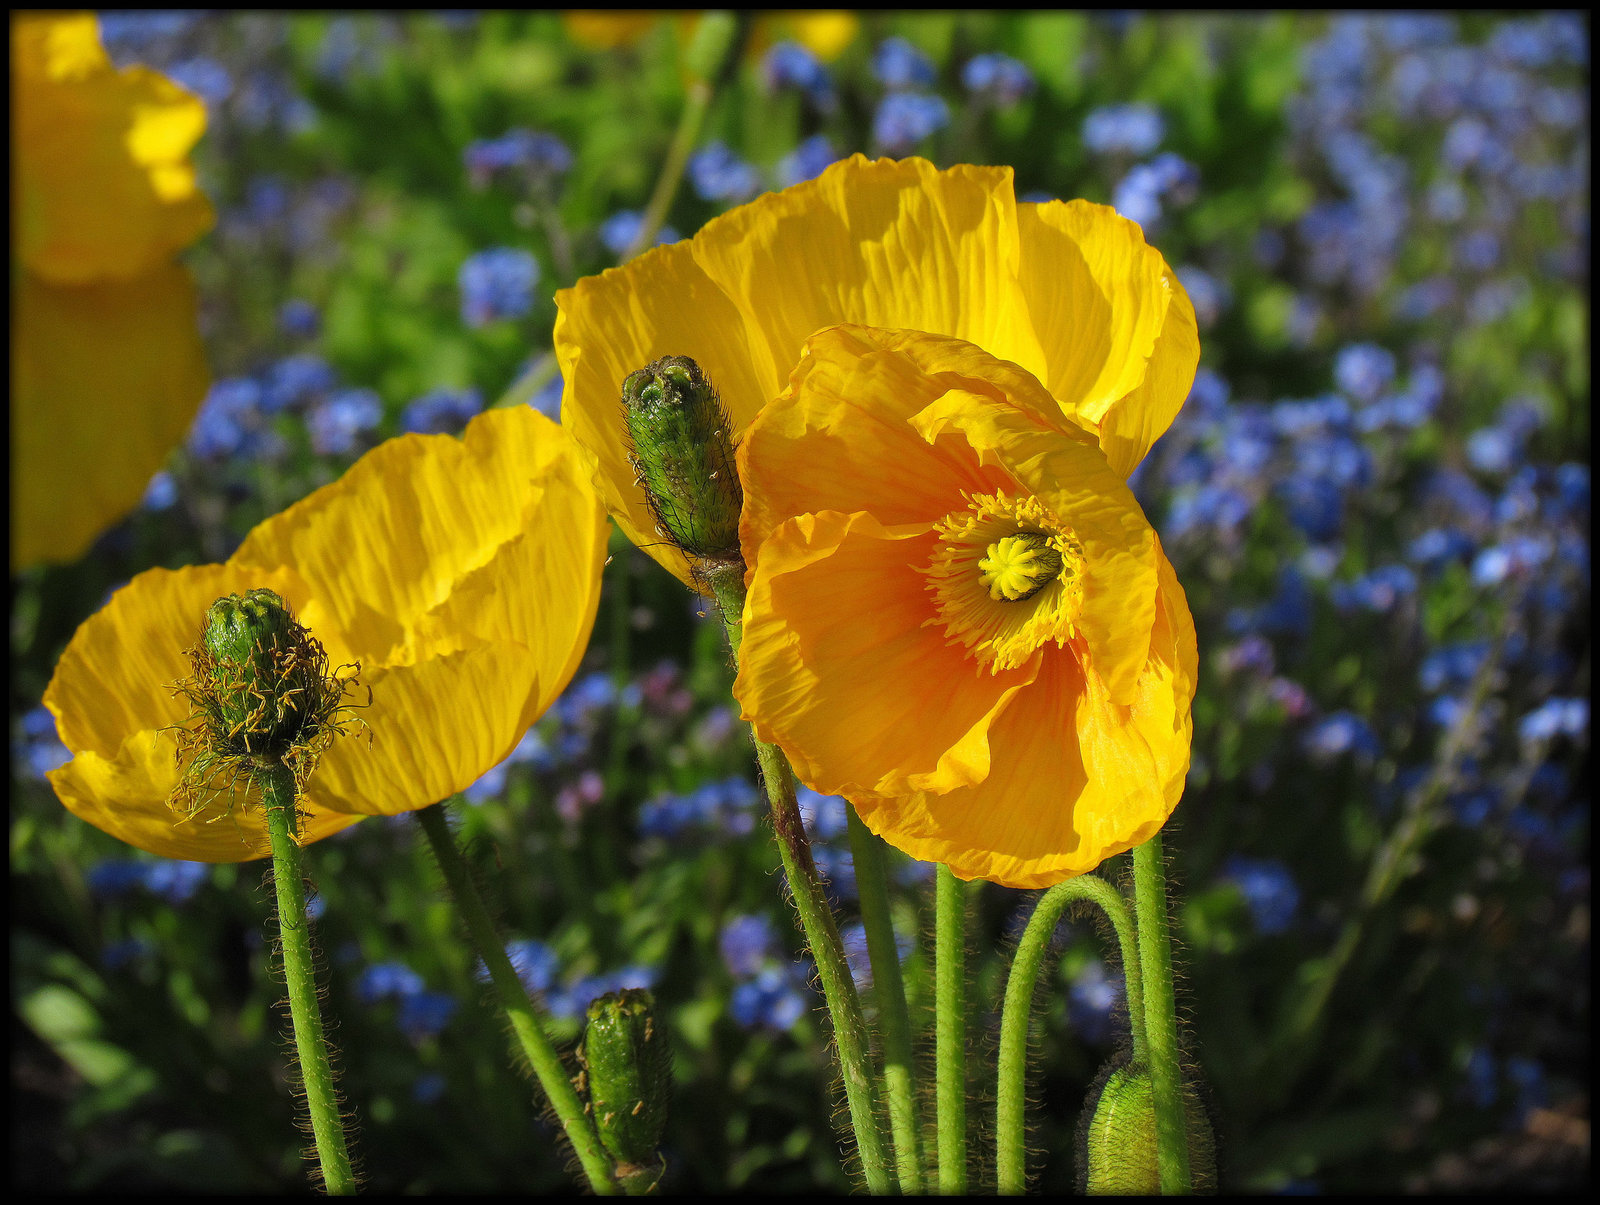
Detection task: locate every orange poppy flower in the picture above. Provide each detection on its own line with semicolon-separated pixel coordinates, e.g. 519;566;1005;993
732;326;1197;887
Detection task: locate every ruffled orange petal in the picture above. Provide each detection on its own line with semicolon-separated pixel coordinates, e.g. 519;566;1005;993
734;509;1039;798
1016;200;1196;478
851;564;1193;889
11;264;210;571
739;325;1038;559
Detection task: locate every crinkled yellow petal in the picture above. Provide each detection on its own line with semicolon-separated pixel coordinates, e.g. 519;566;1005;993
691;156;1040;407
232;407;607;708
554;242;771;587
50;730;363;864
738;325;1033;560
307;644;554;817
1017;200;1196;477
1096;268;1199;483
851;549;1195;889
13;14;213;283
43;562;365;862
11;264;210;571
734;509;1039;798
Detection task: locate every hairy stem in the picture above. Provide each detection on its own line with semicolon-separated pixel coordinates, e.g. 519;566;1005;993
935;864;968;1194
996;873;1142;1194
1133;834;1191;1195
261;764;357;1196
416;803;617;1195
708;571;894;1195
848;804;925;1193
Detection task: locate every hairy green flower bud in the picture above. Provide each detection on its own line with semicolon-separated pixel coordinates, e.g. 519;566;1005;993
580;988;670;1189
1078;1060;1217;1195
169;589;366;829
201;589;326;760
622;355;743;586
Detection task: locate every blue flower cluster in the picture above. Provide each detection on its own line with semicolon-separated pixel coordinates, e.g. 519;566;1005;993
458;247;540;328
400;386;483;435
637;776;761;841
763;41;836;111
490;939;660;1023
720;913;815;1033
464;128;573;189
87;858;211;905
354;959;458;1042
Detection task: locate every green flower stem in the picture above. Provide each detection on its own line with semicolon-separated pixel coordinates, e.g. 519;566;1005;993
491;20;747;415
416;803;618;1196
261;764;357;1196
847;805;925;1194
996;873;1142;1195
1132;834;1191;1195
707;572;893;1195
622;14;747;263
935;864;968;1194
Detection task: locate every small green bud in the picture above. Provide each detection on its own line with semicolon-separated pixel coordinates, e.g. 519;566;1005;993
580;988;670;1189
1078;1060;1217;1195
622;355;743;583
200;589;326;760
682;11;740;85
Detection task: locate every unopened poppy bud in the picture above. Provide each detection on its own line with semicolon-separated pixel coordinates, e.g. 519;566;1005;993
1078;1060;1217;1195
622;355;743;584
580;988;670;1190
201;589;325;760
169;589;365;826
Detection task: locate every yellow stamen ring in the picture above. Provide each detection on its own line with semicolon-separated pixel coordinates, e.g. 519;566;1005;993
922;490;1086;674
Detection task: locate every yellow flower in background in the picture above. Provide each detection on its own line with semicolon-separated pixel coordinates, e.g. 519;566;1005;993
732;326;1197;888
554;155;1198;590
562;9;858;61
45;408;609;862
11;12;214;571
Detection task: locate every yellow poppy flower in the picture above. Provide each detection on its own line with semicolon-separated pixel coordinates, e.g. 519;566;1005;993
11;12;214;571
45;408;609;862
734;325;1198;888
553;155;1199;887
554;155;1198;590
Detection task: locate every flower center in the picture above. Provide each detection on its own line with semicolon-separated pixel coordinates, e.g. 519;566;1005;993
923;490;1085;673
979;532;1064;602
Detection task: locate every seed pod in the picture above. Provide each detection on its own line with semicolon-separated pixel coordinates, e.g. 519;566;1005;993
621;355;743;586
1077;1059;1217;1195
199;589;327;760
580;988;670;1189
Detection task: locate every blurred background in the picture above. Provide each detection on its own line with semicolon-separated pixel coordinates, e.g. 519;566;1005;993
11;11;1588;1193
